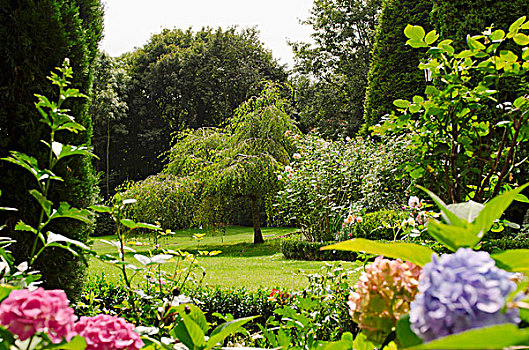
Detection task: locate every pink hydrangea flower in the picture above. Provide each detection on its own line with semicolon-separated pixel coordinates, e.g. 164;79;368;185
348;256;421;344
0;288;76;343
74;314;144;350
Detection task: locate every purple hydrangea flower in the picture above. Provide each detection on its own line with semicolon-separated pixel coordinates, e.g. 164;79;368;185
409;248;520;341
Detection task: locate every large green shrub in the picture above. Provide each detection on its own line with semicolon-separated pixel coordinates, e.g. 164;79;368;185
0;0;103;299
352;210;410;241
362;0;432;132
122;173;200;230
431;0;529;50
269;134;415;241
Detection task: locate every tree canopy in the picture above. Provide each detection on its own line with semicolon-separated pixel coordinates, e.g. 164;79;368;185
113;26;288;184
290;0;382;138
165;85;299;243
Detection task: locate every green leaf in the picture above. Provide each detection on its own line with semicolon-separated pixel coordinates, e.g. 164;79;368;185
427;220;479;252
410;324;529;349
120;219;137;229
405;25;426;41
46;232;90;250
473;183;529;237
206;316;258;349
514;193;529;203
407;39;428;48
424;30;439;45
417;186;465;227
15;220;37;234
396;315;422;348
352;332;378;350
492;249;529;272
49;202;93;224
51;141;96;161
42;335;87;349
321;239;434;266
29;189;52;217
490;29;506;41
509;16;527;32
466;35;486;51
393;99;410;108
135;222;161;231
0;325;15;348
500;50;518;63
2;151;41;181
167;304;209;333
456;50;474;58
514;33;529;45
177;314;207;349
89;204;112;213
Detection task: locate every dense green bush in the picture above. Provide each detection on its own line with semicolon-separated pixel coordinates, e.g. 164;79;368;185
122;173;201;230
281;237;358;261
269;134;416;241
351;210;410;241
0;0;103;300
362;0;432;132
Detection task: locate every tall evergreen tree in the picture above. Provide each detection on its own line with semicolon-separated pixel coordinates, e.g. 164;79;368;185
362;0;432;133
0;0;103;299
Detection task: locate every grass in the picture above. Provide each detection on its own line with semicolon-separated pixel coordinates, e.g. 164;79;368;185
88;226;362;291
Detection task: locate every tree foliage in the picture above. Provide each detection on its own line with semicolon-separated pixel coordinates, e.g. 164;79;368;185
116;26;288;183
362;0;432;132
374;19;529;205
290;0;382;138
165;85;299;243
0;0;103;298
90;52;129;199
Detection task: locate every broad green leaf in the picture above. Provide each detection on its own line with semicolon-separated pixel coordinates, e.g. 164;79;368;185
410;324;529;349
424;30;439;45
405;25;426;41
514;193;529;203
490;29;506;41
15;221;37;234
29;189;52;217
321;239;434;266
51;141;96;161
509;16;527;32
492;249;529;272
47;232;90;250
456;50;474;58
170;319;203;350
206;316;258;349
2;151;40;181
89;204;111;213
396;315;422;348
181;314;207;349
473;183;529;237
49;202;93;224
514;33;529;45
393;99;410;108
500;50;518;63
168;304;209;333
427;220;479;251
407;39;428;48
135;222;161;231
466;35;485;51
120;218;137;229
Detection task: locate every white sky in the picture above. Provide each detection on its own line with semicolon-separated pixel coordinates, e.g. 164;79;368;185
100;0;314;68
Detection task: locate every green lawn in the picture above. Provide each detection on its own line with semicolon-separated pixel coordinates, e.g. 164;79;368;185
88;226;362;291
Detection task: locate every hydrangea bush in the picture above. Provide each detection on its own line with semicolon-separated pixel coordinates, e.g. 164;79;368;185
348;257;421;344
410;248;520;341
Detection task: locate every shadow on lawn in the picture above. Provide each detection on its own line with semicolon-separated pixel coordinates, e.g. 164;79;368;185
103;240;282;259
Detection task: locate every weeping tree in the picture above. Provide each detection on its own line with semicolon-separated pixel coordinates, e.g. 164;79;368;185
165;85;299;243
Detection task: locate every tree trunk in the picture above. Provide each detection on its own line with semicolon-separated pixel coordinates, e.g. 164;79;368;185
250;196;264;244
